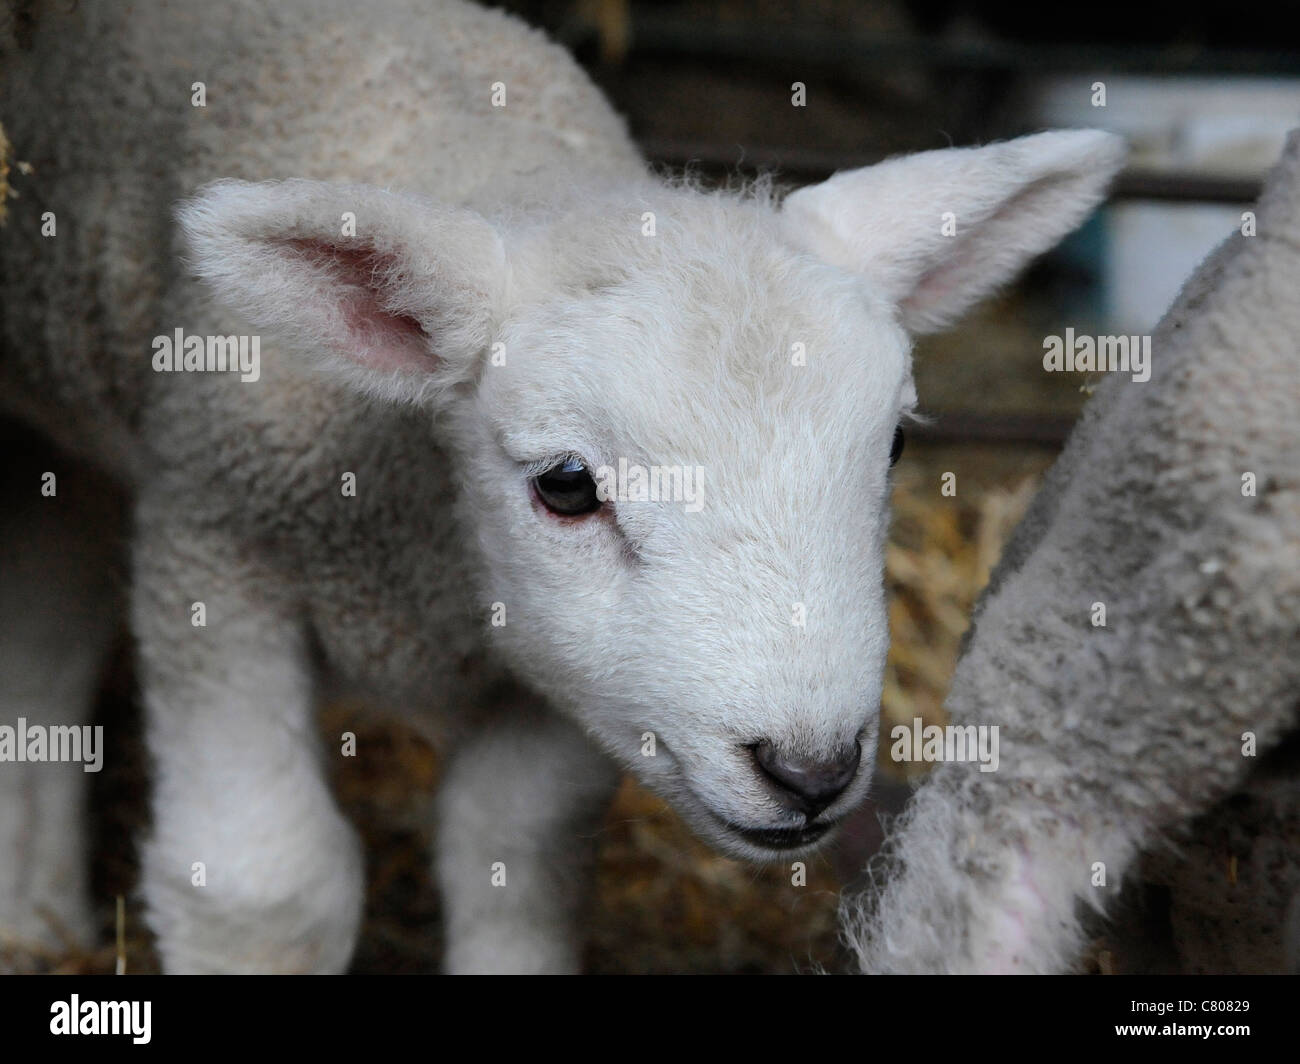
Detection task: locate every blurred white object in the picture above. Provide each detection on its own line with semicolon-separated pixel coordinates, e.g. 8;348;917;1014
1107;201;1241;331
1034;76;1300;330
1034;76;1300;175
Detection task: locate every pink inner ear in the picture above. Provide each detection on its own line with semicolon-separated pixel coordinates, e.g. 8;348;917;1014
279;239;434;372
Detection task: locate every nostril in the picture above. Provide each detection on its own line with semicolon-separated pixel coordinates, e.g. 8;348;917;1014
752;740;862;819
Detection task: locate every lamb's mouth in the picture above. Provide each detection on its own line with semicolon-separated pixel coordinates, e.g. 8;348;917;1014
726;820;835;851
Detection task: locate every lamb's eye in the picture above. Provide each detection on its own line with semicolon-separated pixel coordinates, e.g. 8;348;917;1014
533;458;601;517
890;426;905;466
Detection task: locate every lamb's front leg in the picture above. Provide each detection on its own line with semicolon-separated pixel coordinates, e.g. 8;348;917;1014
132;520;364;974
435;705;620;973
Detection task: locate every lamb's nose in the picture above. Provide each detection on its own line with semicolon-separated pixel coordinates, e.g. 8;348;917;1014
752;741;861;819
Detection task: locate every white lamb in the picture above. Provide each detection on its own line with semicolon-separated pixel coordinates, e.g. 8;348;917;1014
0;0;1123;972
845;133;1300;975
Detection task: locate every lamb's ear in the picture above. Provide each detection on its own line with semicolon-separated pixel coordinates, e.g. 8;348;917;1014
780;130;1126;335
178;179;505;401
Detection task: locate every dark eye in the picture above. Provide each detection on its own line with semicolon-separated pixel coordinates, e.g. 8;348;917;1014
533;457;602;517
889;426;905;466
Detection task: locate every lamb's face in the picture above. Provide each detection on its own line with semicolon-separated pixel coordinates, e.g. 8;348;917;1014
454;194;915;860
181;131;1122;861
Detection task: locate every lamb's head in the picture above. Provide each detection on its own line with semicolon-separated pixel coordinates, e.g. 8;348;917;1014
180;129;1123;861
